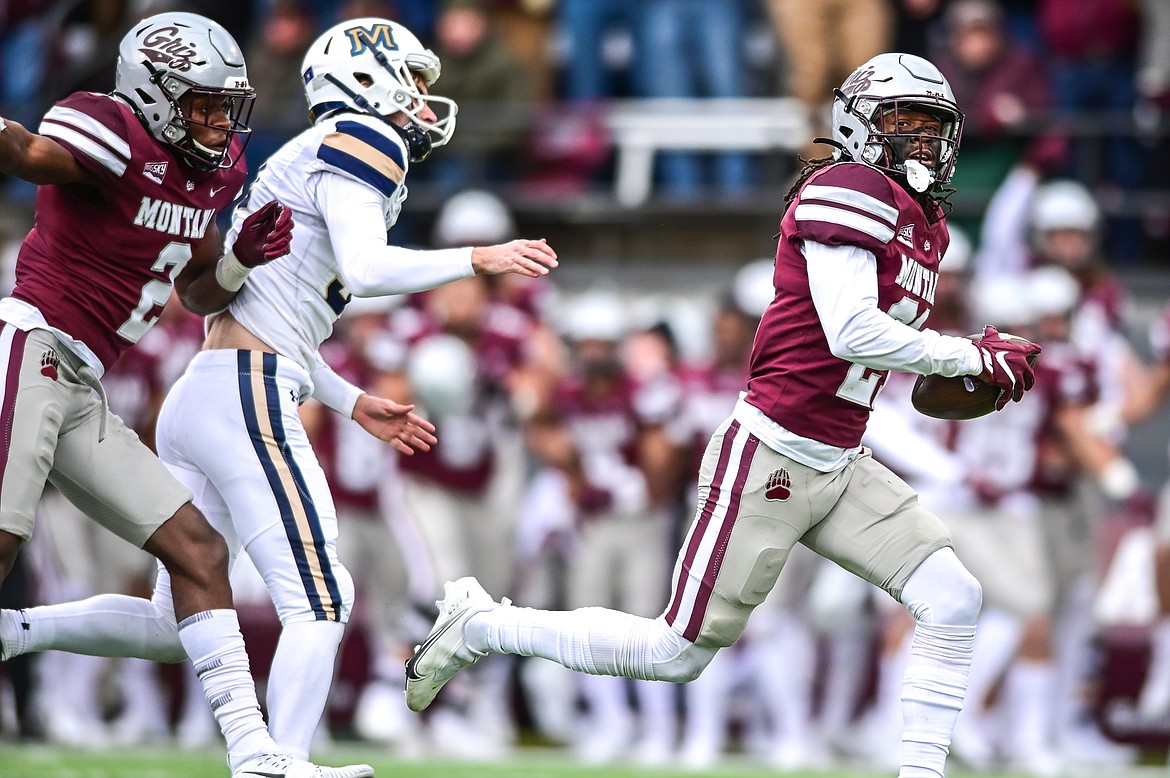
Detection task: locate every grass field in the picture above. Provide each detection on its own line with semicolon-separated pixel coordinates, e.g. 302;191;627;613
0;744;1159;778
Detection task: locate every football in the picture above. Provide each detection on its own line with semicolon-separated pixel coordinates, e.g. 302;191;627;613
910;333;1039;420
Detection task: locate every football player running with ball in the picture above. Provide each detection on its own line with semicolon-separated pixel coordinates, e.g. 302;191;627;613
0;12;376;778
407;53;1038;778
2;14;556;765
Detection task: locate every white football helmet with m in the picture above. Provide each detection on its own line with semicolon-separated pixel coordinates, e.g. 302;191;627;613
114;11;254;171
828;53;964;194
301;17;457;162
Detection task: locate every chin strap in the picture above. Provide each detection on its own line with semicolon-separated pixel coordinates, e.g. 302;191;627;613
812;136;849;159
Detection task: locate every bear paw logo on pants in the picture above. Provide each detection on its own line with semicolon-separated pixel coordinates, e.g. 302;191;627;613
40;349;60;381
764;468;791;502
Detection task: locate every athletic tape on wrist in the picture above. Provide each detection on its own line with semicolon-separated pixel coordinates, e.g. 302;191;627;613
215;250;251;292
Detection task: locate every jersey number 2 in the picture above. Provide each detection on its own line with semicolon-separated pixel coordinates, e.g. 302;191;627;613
116;242;192;344
835;296;928;408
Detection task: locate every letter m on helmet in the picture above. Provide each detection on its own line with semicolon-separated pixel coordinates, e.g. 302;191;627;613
344;23;398;55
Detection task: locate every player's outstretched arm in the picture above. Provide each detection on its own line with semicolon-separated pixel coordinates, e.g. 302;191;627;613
0;115;97;186
471;239;558;278
351;394;438;455
176;200;294;314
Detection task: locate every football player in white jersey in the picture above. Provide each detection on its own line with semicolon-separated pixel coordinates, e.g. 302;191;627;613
6;16;556;762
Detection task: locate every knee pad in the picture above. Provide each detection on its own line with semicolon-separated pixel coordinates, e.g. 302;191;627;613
644;618;719;683
900;547;982;626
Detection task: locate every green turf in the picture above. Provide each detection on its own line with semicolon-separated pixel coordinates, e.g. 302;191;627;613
0;743;1140;778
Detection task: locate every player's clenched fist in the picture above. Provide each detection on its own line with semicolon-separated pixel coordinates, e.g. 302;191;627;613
471;238;558;278
973;324;1042;410
233;199;294;267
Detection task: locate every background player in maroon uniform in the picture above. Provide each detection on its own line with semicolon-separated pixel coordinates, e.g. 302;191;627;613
0;12;372;778
406;53;1042;778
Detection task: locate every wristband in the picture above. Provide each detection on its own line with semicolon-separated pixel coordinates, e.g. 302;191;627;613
215;250;251;292
0;116;7;132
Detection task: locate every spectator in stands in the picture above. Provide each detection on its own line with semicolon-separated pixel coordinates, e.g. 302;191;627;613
1037;0;1144;260
930;0;1065;239
425;0;537;190
764;0;893;160
634;0;755;199
245;0;317;138
554;0;640;101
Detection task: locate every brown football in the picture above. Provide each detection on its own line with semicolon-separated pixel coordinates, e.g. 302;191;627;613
910;333;1039;420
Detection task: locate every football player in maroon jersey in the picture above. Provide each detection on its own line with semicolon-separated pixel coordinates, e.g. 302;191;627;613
0;12;373;778
406;53;1042;778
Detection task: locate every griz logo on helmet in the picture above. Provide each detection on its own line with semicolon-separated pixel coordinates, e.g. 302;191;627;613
343;23;399;55
841;66;876;96
139;26;203;72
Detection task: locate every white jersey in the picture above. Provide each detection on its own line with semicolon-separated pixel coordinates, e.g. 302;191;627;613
223;113;471;372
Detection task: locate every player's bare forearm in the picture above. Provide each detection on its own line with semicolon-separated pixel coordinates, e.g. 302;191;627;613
176;229;238;315
0;116;93;186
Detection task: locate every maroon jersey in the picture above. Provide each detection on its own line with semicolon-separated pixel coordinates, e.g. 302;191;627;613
396;317;528;494
745;162;949;449
674;360;748;473
12;92;246;371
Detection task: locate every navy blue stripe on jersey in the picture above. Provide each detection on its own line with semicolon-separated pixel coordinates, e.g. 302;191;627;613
317;119;407;198
238;351;343;621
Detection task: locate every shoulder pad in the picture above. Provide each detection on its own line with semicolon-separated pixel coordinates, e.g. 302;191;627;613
795;162;899;248
39;93;132;179
316;116;409;199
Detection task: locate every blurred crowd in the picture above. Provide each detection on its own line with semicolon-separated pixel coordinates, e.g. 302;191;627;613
2;0;1170;775
1;0;1169;258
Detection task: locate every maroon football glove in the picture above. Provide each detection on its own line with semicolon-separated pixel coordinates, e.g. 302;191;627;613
973;325;1042;410
232;200;293;267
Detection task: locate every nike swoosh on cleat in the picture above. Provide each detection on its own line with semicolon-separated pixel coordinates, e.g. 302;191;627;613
404;617;461;682
236;772;285;778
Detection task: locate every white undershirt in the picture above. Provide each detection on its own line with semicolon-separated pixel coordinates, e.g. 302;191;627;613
804;240;983;377
315;173;475;297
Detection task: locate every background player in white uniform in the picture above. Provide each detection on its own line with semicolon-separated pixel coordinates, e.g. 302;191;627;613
406;53;1045;778
0;12;376;778
22;16;555;762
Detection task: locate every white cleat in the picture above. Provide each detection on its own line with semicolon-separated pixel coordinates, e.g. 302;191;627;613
231;752;374;778
404;577;506;712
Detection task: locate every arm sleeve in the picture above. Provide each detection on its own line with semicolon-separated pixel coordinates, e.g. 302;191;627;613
974;164;1037;280
310;351;363;419
313;172;475;296
805;240;983;377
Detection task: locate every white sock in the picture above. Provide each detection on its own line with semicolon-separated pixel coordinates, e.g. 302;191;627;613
820;629;871;733
900;622;975;778
965;607;1024;712
870;639;911;740
1003;658;1055;756
749;608;815;741
177;609;277;764
266;620;345;760
634;678;676;747
469;605;667;679
117;657;169;722
1;594;183;660
682;648;735;752
580;673;632;727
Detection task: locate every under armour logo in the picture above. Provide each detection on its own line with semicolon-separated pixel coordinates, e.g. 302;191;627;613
764;468;791;502
40;350;60;381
